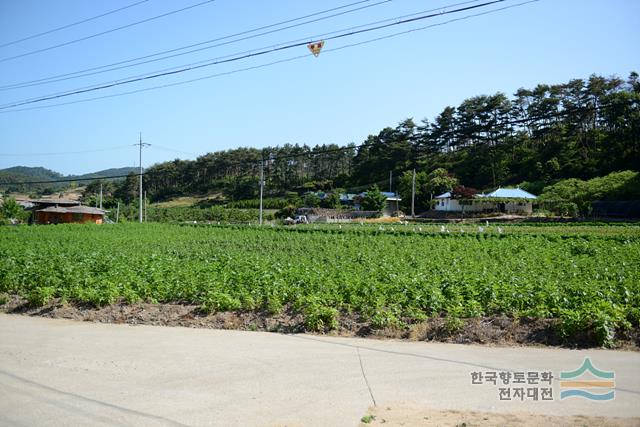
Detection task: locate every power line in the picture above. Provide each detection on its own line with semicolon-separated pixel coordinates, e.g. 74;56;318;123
0;0;394;91
4;0;465;104
0;0;539;114
0;0;150;49
0;0;487;98
1;100;634;186
0;0;393;98
0;0;218;64
0;54;311;113
0;0;508;110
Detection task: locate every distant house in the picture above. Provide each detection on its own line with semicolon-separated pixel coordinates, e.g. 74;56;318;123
34;205;106;224
434;187;537;214
18;198;106;224
340;191;401;217
302;190;402;222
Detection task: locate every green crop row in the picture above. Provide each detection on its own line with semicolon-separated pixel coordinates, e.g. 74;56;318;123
1;223;638;347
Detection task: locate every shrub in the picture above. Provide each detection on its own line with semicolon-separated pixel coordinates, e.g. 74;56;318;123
361;185;386;211
201;291;242;314
27;286;56;307
304;304;339;332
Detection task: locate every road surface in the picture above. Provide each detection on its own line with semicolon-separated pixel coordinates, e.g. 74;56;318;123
0;314;638;426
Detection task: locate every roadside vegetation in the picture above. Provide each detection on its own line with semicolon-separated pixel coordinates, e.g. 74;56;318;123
1;223;638;347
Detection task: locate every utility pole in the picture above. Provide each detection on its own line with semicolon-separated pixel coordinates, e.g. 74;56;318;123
411;168;416;218
116;202;120;223
99;183;103;210
135;133;150;224
389;170;392;193
144;191;147;222
259;159;264;225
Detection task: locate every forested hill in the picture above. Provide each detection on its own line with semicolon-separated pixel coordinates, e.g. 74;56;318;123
3;72;639;203
138;72;639;202
0;166;63;183
0;166;137;193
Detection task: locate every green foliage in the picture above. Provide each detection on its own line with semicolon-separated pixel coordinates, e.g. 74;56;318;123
540;171;640;214
0;197;28;223
370;308;402;329
142;206;263;223
303;193;321;208
201;291;242;314
427;168;459;195
304;304;339;332
27;286;56;307
114;173;139;204
556;302;626;348
444;316;465;335
275;205;296;219
361;185;386;211
6;73;640;211
398;168;458;212
0;223;639;346
535;200;579;217
320;193;341;209
226;198;291;210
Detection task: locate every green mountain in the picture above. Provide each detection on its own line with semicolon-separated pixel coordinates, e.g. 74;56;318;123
70;167;138;181
0;166;63;182
0;166;138;193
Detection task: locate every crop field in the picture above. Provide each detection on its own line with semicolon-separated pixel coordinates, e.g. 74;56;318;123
1;223;639;346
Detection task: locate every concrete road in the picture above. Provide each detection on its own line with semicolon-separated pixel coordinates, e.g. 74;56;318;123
0;314;638;427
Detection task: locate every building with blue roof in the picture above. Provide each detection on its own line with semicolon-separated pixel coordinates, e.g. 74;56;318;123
435;187;537;215
483;188;537;199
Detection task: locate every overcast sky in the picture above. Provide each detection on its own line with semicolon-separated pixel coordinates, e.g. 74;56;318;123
0;0;638;175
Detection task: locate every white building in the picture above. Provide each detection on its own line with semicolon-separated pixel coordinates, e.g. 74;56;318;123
434;187;537;214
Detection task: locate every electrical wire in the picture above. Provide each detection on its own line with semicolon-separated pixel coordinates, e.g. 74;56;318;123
0;0;508;110
0;0;393;97
0;0;395;90
0;0;538;114
0;0;150;49
0;0;218;64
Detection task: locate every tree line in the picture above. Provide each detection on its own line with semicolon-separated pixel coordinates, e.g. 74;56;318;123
75;72;640;212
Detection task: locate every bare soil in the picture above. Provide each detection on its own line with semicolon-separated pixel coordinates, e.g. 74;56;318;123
361;406;640;427
1;295;638;350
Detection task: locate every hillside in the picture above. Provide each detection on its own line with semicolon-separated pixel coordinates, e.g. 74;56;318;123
0;166;138;193
0;166;62;182
69;167;138;181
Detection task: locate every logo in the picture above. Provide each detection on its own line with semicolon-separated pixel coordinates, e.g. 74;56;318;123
559;358;615;401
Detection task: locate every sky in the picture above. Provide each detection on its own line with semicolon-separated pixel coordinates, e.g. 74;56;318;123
0;0;638;175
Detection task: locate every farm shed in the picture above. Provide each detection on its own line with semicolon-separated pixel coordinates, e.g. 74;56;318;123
35;205;106;224
434;187;537;214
